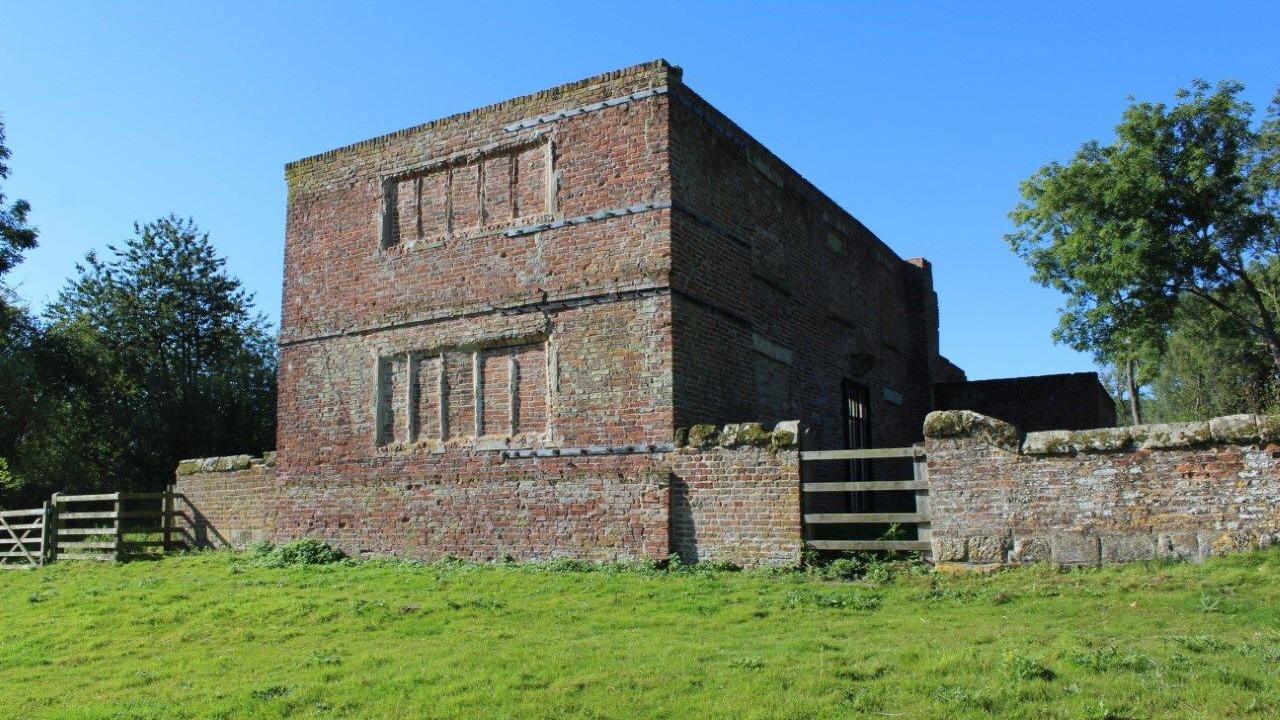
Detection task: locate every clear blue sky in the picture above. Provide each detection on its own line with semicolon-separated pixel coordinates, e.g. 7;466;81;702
2;2;1277;379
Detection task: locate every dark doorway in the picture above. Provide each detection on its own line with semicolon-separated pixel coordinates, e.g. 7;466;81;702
843;381;872;511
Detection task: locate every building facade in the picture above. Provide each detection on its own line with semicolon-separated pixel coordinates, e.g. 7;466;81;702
177;60;1112;564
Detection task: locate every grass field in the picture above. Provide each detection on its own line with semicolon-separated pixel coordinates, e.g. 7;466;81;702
2;548;1279;719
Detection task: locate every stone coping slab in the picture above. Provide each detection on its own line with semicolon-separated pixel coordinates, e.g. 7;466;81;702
925;410;1280;456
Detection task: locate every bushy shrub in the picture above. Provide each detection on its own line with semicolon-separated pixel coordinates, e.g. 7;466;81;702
251;539;345;567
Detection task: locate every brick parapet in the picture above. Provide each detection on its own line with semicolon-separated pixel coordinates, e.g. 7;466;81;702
923;410;1280;568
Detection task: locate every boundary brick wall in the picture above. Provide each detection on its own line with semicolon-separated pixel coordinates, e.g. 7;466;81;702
669;422;802;566
923;410;1280;568
175;421;802;567
933;372;1116;432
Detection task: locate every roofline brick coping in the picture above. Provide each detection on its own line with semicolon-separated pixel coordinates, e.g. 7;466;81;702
924;410;1280;456
284;59;679;172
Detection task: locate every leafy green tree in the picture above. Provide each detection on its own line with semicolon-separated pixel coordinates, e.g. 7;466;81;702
0;115;37;288
42;215;276;496
1146;270;1280;421
1008;80;1280;422
0;114;41;504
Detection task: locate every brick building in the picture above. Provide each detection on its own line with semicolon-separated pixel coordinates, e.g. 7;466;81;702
283;58;964;461
177;60;1112;564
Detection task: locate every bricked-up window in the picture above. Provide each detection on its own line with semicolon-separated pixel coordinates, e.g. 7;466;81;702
375;341;548;447
380;136;553;249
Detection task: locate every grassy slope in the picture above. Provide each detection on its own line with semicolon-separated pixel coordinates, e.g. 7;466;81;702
2;551;1279;719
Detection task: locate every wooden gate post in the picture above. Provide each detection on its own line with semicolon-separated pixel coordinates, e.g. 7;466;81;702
162;486;174;552
48;493;60;564
913;448;932;561
40;501;51;566
113;492;123;562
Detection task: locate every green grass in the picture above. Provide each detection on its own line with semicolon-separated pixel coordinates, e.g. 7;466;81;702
3;549;1280;719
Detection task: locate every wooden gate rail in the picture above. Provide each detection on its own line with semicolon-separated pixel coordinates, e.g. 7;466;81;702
799;445;932;555
52;491;184;562
0;506;51;569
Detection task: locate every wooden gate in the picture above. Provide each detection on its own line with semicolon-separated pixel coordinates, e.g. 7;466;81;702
800;445;932;555
0;505;52;569
51;491;182;562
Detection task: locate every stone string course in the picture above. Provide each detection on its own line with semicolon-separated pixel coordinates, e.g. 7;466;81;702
174;421;801;567
924;410;1280;568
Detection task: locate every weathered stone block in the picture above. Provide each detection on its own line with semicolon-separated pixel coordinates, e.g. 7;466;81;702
673;427;690;448
1071;426;1132;453
1050;532;1099;566
1100;534;1155;563
687;424;719;449
1022;430;1075;455
770;421;799;450
1257;414;1280;443
1009;536;1050;563
1157;532;1201;561
966;535;1008;564
1209;414;1260;444
1132;421;1212;450
923;410;1020;452
932;537;966;562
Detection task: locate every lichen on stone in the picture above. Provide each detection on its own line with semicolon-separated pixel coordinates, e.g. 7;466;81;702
1132;421;1212;450
737;423;773;448
687;424;719;449
922;410;1019;451
1257;414;1280;443
673;427;690;448
1070;426;1132;453
1021;430;1075;456
1209;414;1261;444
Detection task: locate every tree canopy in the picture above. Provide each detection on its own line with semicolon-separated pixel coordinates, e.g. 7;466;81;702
0;116;38;286
1008;80;1280;421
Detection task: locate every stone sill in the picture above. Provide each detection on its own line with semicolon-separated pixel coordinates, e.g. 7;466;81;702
376;434;550;455
383;212;555;255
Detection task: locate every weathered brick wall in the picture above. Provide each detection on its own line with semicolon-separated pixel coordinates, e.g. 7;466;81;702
667;83;955;453
173;454;280;548
175;421;802;566
923;410;1280;567
280;60;679;474
177;452;671;562
933;372;1116;432
670;422;802;566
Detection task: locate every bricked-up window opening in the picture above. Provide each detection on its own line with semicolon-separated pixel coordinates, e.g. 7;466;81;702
843;381;872;511
380;136;554;249
375;341;548;448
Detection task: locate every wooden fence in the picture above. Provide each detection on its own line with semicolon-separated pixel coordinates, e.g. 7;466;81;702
799;445;932;555
0;490;185;568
